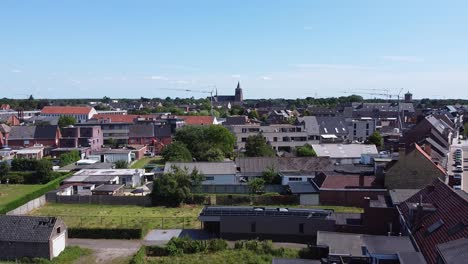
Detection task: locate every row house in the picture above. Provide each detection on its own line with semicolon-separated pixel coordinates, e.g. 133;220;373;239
8;125;60;148
226;123;311;152
60;126;103;151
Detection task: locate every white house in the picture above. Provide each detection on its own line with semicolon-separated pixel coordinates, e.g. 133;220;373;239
40;106;97;123
70;168;145;188
88;149;133;164
164;161;238;185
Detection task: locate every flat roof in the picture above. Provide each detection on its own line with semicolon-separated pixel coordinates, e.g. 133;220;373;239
312;144;378;158
200;206;332;218
74;169;144;176
92;184;124;192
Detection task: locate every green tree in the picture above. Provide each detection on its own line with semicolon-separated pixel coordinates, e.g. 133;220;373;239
162;142;193;162
248;178;265;195
174;125;235;161
247;110;259;119
59;150;81;166
295;144;317;157
0;161;10;183
367;131;383;147
35;159;53;183
262;166;281;184
58;116;77;128
245;134;275;157
115;160;128;169
150;167;195;207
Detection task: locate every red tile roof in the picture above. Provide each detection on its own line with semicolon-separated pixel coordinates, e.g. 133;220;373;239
398;179;468;264
41;106;93;115
178;115;214;125
320;174;376;189
414;144;447;175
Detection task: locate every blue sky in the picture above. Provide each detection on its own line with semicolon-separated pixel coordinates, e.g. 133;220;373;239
1;1;468;99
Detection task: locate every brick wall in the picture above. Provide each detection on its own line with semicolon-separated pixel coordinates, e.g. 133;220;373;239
319;189;387;207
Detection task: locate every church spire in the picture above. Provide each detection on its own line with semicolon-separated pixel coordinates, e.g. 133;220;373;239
236;81;241;90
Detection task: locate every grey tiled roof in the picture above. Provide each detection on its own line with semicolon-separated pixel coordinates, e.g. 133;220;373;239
0;215;58;243
9;125;58;140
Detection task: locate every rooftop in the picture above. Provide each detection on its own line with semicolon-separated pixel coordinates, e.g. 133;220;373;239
41;106;94;115
92;184;125;192
74;169;144;176
311;144;378;159
199;206;332;219
164;161;237;175
436;238;468;264
0;215;60;243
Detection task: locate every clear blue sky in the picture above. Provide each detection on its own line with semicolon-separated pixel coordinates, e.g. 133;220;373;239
1;0;467;99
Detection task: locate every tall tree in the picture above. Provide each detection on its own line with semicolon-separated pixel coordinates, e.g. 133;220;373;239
162;142;193;162
0;161;10;183
367;131;383;147
245;134;275;157
58;116;77;128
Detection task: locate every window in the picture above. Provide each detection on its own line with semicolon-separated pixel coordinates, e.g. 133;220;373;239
288;177;302;181
57;227;61;234
273;137;278;142
205;176;215;181
242;128;247;133
299;223;304;233
366;123;370;129
426;219;445;235
251;222;256;233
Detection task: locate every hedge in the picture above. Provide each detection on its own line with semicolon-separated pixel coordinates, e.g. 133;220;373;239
0;173;71;214
68;228;143;239
129;247;146;264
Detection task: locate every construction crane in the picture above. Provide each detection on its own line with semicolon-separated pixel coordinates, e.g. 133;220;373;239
160;86;216;116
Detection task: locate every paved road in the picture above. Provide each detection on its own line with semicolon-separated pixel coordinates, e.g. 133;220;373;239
68;239;141;263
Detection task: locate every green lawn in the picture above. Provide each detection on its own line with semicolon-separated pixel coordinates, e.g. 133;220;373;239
146;249;299;264
131;156;163;169
30;203;203;229
0;184;44;210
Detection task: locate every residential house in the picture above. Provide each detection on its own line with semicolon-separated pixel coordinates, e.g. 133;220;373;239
91;184;125;196
385;144;447;189
397;179;468;264
0;113;20;126
8;125;60;148
403;115;454;167
60;126;103;151
199;206;336;243
89;149;133;164
288;181;320;205
226;123;310;152
344;102;415;120
40;106;97;123
177;115;218;125
348;117;376;142
0;215;67;261
311;143;378;165
315;116;349;143
128;124;172;154
235;157;332;182
315;231;425;264
0;123;11;147
15;146;44;160
164;161;237;185
313;172;385;207
71;169;145;188
297;116;321;142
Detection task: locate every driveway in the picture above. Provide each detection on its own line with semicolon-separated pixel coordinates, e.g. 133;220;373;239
68;239;142;264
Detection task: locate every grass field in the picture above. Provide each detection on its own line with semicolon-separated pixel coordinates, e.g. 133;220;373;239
0;184;44;210
130;156;162;169
146;249;299;264
30;203;203;229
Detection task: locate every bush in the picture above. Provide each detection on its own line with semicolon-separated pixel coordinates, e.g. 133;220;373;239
207;239;228;252
68;228;143;239
59;150;81;167
129;247;146;264
146;245;169;257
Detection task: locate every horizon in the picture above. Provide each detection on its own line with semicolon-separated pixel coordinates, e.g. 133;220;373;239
1;1;468;99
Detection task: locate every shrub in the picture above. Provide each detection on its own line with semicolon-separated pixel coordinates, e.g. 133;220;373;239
68;228;143;239
146;245;169;257
129;247;146;264
207;239;228;252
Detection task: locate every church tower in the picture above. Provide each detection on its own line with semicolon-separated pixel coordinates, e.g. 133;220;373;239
404;91;413;103
234;81;243;102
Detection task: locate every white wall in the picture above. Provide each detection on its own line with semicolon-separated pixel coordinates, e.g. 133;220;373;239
281;175;314;185
202;174;237;185
300;194;319;205
52;232;66;258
